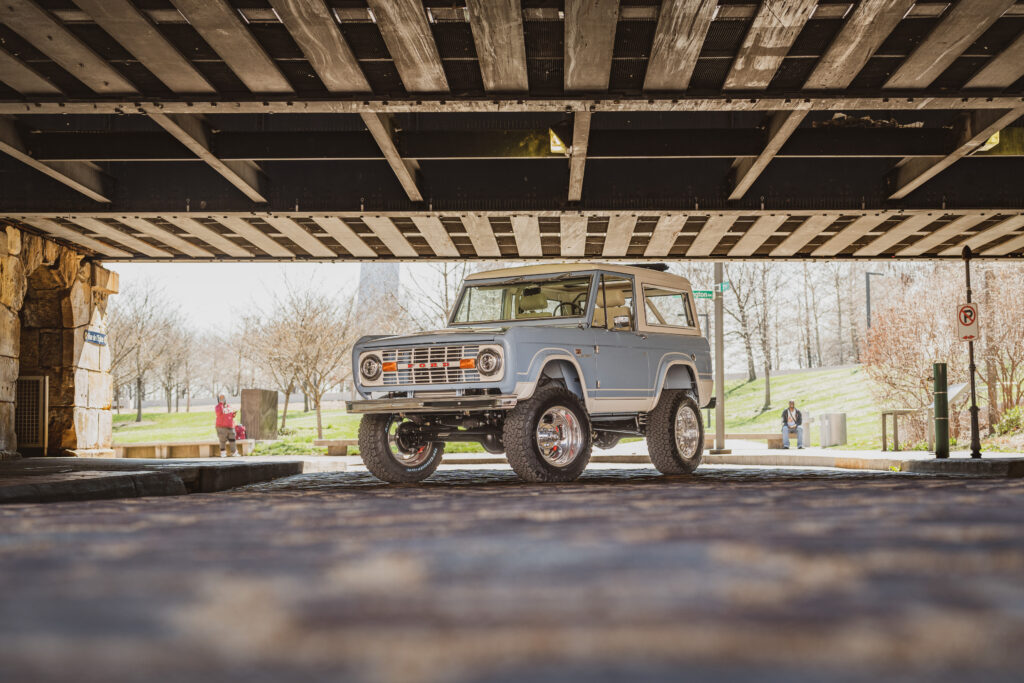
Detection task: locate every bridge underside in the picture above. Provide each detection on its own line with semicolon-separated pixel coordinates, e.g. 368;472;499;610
1;0;1023;261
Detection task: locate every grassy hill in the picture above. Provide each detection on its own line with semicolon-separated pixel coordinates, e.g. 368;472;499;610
114;365;887;452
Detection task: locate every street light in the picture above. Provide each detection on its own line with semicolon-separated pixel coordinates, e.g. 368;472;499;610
865;271;884;328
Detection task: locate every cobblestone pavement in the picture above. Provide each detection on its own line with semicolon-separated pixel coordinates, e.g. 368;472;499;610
3;465;1024;682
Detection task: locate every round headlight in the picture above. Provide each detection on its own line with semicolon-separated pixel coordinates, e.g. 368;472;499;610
477;349;502;376
360;354;382;381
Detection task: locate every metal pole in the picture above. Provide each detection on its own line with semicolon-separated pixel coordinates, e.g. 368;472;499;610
962;247;982;459
710;262;730;454
933;362;949;459
700;312;711;428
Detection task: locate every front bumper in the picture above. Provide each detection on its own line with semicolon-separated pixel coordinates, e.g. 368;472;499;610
346;394;519;414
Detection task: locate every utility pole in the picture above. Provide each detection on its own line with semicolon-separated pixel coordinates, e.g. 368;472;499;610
710;262;730;454
865;271;883;328
962;247;982;459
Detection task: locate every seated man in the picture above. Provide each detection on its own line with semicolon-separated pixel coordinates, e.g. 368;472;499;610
781;400;804;449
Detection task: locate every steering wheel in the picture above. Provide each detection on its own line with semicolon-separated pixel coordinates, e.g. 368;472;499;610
555;301;582;317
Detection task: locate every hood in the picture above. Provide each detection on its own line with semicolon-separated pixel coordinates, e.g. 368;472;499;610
358;327;505;349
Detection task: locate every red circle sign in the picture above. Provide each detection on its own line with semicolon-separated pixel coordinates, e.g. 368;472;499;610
959;305;976;326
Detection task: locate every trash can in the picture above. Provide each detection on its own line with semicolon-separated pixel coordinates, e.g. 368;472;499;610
819;413;848;447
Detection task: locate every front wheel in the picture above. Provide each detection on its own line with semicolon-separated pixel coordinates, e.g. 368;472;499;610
358;414;444;483
646;390;704;475
503;383;592;483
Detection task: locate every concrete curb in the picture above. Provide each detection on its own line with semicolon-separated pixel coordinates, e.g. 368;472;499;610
0;470;187;504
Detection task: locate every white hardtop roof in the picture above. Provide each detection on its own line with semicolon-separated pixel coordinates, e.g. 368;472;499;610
465;263;693;289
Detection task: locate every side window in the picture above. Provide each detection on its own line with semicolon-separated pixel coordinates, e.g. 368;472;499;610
593;275;634;331
643;286;695;328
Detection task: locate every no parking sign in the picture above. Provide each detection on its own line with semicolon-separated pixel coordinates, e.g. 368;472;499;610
957;303;979;341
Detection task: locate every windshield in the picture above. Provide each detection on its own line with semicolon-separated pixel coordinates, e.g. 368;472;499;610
451;276;594;325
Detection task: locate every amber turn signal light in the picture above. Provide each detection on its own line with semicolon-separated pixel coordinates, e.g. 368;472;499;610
382;361;397;372
459;358;476;369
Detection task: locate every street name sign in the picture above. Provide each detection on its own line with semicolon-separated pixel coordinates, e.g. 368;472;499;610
957;303;979;341
693;290;713;299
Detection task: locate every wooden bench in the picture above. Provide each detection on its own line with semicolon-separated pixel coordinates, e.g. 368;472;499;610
312;439;359;456
113;439;255;459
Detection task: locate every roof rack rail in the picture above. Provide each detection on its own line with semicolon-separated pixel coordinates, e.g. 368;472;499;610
626;263;669;272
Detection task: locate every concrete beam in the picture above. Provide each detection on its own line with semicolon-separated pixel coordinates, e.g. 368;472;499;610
511;216;542;257
643;0;717;91
147;112;268;203
564;0;619;91
72;217;173;258
309;217;376;258
261;216;336;257
360;113;423;202
20;217;131;257
769;215;836;257
71;0;214;94
803;0;915;90
810;213;893;257
215;217;296;258
895;214;990;257
116;217;215;258
461;215;502;258
889;107;1024;200
411;216;460;257
568;110;591;202
644;215;686;257
729;110;807;200
727;215;788;257
268;0;370;93
160;216;255;258
941;215;1024;256
853;213;939;257
560;216;588;257
602;215;637;257
687;215;734;257
0;118;111;203
0;47;60;95
466;0;528;93
965;32;1024;89
0;0;136;94
169;0;293;94
366;0;448;93
724;0;816;90
362;216;418;258
980;221;1024;257
884;0;1016;89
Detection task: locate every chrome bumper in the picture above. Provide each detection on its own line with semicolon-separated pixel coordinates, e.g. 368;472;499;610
346;394;519;414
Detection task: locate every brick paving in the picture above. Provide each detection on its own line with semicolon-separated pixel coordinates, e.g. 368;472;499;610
2;465;1024;682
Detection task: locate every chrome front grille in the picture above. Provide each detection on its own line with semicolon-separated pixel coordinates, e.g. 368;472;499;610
380;345;481;385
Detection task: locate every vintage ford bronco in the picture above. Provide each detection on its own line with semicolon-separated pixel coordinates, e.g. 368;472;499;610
347;263;713;483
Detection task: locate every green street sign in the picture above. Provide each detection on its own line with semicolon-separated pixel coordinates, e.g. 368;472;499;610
693;289;713;299
715;281;731;293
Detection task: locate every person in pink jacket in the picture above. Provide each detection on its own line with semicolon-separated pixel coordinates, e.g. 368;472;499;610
215;394;238;457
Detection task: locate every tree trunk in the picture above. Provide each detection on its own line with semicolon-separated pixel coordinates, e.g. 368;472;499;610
834;270;844;364
303;392;309;412
281;389;291;429
314;395;323;439
136;376;144;422
165;385;172;413
763;360;771;412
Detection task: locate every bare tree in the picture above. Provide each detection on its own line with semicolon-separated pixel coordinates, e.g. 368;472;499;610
723;264;758;382
754;263;779;412
403;261;485;330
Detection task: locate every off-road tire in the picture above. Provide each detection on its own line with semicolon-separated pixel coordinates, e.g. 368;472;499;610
503;383;592;483
358;414;444;483
646;390;704;475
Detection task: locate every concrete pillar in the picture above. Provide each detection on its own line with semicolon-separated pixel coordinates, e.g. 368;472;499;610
710;261;730;454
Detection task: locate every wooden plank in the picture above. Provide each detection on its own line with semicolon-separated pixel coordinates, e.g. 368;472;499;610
896;214;990;257
803;0;915;90
169;0;293;93
941;215;1024;256
461;215;501;258
645;214;686;257
466;0;528;92
363;216;418;258
644;0;717;91
360;113;423;202
73;217;172;258
568;110;591;201
730;110;807;200
216;216;296;257
884;0;1016;89
309;217;376;258
981;222;1024;256
0;0;137;94
261;216;335;257
511;216;542;257
20;217;131;257
366;0;448;92
724;0;817;90
160;216;255;257
853;213;938;257
71;0;214;94
966;33;1024;89
117;217;215;258
411;216;459;257
727;215;788;257
560;216;588;257
686;215;734;257
147;112;268;203
0;47;60;95
602;215;636;257
890;107;1024;200
770;215;835;257
268;0;370;93
0;118;110;203
810;213;892;257
564;0;619;91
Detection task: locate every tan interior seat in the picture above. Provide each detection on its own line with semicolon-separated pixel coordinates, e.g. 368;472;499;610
517;291;552;319
593;288;631;329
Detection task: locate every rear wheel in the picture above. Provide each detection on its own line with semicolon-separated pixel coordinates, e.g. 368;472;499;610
503;383;592;483
646;390;704;475
358;414;444;483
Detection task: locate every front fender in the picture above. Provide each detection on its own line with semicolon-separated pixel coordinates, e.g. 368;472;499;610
512;348;592;411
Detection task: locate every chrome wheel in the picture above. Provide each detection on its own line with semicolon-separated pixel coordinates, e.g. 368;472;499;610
535;405;584;467
388;418;433;467
674;403;700;459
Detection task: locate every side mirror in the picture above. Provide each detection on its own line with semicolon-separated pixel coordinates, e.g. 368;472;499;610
612;315;630;330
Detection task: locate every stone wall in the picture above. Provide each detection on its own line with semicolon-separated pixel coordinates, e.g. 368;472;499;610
0;224;118;457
